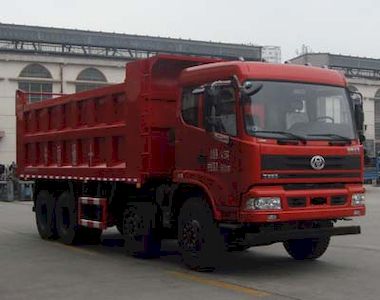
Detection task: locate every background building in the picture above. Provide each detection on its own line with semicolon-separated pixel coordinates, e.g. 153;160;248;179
289;53;380;157
0;23;266;165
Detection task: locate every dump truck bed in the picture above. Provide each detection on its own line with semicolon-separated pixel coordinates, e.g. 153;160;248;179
16;55;215;184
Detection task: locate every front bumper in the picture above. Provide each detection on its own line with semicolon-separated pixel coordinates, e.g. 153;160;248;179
244;225;361;246
239;184;365;223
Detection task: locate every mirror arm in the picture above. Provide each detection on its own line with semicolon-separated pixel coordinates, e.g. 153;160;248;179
232;75;242;90
192;86;205;94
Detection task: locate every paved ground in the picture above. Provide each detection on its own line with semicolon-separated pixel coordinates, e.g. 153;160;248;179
0;186;379;300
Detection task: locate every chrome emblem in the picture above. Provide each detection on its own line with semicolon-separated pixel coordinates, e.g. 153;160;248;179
310;155;325;170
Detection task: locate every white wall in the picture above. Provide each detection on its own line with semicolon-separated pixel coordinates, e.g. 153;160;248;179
348;78;380;156
0;52;127;165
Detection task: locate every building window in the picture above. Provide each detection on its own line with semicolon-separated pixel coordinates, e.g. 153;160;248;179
18;64;53;103
75;68;107;92
347;85;358;93
375;89;380;99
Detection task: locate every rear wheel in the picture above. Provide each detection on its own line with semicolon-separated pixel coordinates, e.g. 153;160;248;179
283;237;330;260
123;204;161;258
55;191;80;244
35;190;57;239
55;191;102;245
178;198;224;272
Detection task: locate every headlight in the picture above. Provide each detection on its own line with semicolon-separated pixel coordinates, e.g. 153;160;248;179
246;197;282;210
351;193;365;206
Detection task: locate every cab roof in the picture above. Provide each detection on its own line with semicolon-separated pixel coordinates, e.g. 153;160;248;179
179;61;347;87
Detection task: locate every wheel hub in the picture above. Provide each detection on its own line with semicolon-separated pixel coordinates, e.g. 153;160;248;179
182;220;201;251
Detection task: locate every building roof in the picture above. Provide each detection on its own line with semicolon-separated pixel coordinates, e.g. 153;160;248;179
290;53;380;70
289;53;380;80
0;23;262;61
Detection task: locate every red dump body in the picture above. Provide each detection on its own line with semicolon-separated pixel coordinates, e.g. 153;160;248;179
16;55;216;184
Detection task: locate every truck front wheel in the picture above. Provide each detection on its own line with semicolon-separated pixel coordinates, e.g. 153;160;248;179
283;237;330;260
35;190;57;239
178;198;224;271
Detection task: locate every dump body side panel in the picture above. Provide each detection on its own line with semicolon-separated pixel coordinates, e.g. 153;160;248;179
16;84;134;181
16;55;218;185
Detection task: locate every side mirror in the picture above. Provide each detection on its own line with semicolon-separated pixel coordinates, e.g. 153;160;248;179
359;134;366;144
242;81;263;96
350;91;365;142
192;87;205;95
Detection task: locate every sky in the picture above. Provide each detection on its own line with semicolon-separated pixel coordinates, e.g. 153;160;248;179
0;0;379;61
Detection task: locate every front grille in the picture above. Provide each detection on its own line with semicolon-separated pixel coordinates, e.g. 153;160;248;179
287;197;307;207
331;196;347;206
287;195;347;208
262;155;360;171
311;197;327;205
284;183;345;190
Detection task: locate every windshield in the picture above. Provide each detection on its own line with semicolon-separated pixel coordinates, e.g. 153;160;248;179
242;81;356;140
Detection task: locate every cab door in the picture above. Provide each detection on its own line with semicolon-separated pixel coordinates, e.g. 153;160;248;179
175;85;241;209
176;86;214;173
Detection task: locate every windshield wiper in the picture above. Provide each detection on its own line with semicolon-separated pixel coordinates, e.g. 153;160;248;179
253;130;307;143
307;134;352;143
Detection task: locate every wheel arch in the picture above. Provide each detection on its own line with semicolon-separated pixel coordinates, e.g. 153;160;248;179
170;182;219;225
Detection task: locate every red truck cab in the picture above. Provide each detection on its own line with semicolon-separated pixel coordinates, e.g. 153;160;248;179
175;61;365;222
173;60;364;268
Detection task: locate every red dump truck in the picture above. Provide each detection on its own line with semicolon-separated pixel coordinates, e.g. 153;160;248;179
16;54;365;271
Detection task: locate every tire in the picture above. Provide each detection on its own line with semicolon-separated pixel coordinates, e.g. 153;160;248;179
283;237;330;260
55;191;80;244
35;190;57;239
123;204;161;258
178;198;224;271
55;191;102;245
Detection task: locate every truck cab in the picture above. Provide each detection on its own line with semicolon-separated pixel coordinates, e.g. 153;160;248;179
173;61;364;267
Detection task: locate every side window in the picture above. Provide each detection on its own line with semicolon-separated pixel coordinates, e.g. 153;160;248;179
204;87;237;136
181;89;200;127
